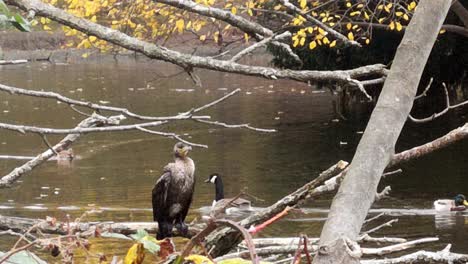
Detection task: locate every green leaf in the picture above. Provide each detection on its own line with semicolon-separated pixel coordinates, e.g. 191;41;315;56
141;239;160;254
130;229;149;241
12;14;31;32
0;0;11;17
0;250;47;264
101;232;132;240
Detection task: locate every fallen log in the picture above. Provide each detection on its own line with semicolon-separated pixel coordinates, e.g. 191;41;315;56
0;215;203;237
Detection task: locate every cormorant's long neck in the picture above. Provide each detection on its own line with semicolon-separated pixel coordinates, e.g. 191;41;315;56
215;178;224;201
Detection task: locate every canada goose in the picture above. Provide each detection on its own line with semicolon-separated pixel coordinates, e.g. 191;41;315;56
434;194;468;212
205;173;251;214
152;142;195;239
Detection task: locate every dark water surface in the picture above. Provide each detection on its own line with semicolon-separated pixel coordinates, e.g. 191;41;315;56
0;62;467;261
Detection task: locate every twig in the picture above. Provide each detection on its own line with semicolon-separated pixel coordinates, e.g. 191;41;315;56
135;127;208;148
249;207;292;235
363;213;386;225
0;241;37;264
414;77;434;100
409;83;468;123
362;219;398;236
39;133;58;155
374;186;391;201
195;119;276;133
230;32;291;62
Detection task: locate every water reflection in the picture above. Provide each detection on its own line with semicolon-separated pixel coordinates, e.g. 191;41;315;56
0;62;467;257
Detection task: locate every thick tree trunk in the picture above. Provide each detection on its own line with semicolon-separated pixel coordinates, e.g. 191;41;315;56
312;1;453;264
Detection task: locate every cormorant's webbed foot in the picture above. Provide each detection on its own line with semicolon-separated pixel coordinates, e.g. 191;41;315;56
157;222;173;240
175;222;188;237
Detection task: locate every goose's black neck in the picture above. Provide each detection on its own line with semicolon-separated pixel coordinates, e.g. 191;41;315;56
214;177;224;201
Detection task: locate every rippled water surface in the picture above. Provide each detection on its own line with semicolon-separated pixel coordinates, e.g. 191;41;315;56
0;61;467;261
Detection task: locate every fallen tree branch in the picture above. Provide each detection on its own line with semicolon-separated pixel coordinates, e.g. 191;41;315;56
0;59;28;65
360;246;468;264
0;215;203;237
0;114;124;188
360;237;439;256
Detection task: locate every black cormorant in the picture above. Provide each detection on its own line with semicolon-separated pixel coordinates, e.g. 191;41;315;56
152;142;195;239
205;173;251;214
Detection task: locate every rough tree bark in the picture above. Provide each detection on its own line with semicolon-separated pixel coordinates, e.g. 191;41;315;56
312;1;453;264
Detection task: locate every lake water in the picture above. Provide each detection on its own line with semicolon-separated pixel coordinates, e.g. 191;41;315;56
0;61;467;261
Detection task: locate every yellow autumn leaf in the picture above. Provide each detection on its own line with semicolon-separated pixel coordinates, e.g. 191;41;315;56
403;14;409;21
347;32;354;41
244;33;249;43
297;37;304;46
395;11;403;17
408;2;417;11
81;53;89;58
299;0;306;9
345;2;351;7
395;22;402;31
89;36;97;42
346;23;352;30
365;38;370;45
329;40;336;48
185;254;213;264
231;6;237;15
199;35;206;41
247;8;253;16
43;25;52;31
389;21;395;30
124;243;145;264
309;40;317;50
364;12;370;20
40;17;47;24
322;37;330;45
175;19;184;33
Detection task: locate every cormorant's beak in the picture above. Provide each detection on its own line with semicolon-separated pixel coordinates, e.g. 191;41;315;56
464;200;468;206
183;146;192;155
204;179;210;183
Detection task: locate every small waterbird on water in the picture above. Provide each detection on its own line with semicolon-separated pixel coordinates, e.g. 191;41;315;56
434;194;468;212
152;142;195;239
205;173;252;215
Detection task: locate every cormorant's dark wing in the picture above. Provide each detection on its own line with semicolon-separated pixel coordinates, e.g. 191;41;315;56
152;171;171;222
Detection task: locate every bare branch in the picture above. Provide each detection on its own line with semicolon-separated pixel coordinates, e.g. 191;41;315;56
347;78;373;100
360;237;439;256
360;249;468;264
374;186;391;201
136;127;208;148
409;83;468;123
196;119;276;133
231;32;292;63
362;219;398;236
0;83;208;121
414;78;434;100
